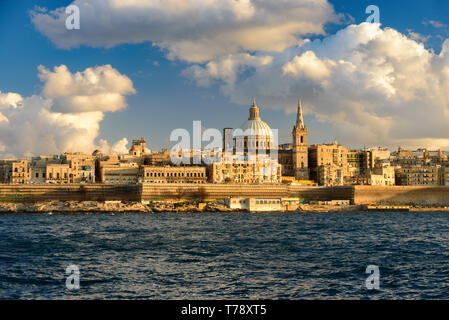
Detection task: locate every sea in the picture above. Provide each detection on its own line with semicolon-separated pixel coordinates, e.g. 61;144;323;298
1;211;449;299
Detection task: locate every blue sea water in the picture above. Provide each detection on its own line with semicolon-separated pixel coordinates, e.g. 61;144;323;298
1;211;449;299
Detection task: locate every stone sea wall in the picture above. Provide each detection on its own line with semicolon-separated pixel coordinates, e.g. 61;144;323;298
3;184;449;206
0;183;354;202
0;184;140;202
353;186;449;205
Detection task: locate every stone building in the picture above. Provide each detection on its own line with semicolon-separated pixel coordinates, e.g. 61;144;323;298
0;161;7;183
360;147;391;173
395;165;440;186
225;197;282;212
208;154;281;184
45;164;71;184
278;147;294;177
309;143;349;185
27;153;95;184
140;166;206;184
129;137;149;157
96;155;120;182
31;165;47;183
225;197;301;212
368;165;395;186
101;163;139;184
62;152;95;183
0;159;31;184
30;155;63;184
144;149;171;166
316;163;344;186
439;166;449;186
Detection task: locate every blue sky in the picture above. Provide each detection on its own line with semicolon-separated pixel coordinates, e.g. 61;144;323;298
1;0;449;156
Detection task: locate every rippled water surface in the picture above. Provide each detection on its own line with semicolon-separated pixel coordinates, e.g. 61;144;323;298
1;211;449;299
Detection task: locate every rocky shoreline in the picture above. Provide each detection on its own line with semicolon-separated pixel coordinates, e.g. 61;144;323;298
3;201;445;214
0;201;237;214
0;201;364;214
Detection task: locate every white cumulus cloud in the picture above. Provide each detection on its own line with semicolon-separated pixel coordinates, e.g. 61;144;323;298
31;0;341;62
0;65;135;158
282;51;333;80
182;53;273;87
38;64;136;113
0;91;23;109
183;22;449;149
99;137;130;155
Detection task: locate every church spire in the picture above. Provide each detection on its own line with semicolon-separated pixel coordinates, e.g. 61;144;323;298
296;97;305;129
249;98;260;120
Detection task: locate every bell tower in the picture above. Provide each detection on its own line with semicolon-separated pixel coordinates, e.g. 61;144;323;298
292;97;309;180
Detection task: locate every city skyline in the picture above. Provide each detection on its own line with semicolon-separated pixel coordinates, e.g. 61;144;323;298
1;1;449;159
3;1;449;303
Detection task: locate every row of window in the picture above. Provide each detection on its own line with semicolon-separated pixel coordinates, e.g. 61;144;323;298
255;200;280;204
143;180;205;184
145;171;204;178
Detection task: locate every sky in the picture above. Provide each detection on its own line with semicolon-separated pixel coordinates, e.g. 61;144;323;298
1;0;449;158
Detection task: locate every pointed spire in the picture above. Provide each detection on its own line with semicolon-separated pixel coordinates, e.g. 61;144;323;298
296;97;305;129
249;97;260;120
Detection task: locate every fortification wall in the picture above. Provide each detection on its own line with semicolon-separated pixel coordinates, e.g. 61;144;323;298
140;184;354;201
0;184;140;202
3;184;449;206
0;183;354;202
354;186;449;205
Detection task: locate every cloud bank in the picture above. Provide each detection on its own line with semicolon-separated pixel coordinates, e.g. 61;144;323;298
0;65;135;158
31;0;341;62
185;23;449;149
38;64;136;113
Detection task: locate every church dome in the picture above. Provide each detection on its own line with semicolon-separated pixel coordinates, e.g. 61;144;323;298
235;99;274;152
236;99;273;138
239;118;273;138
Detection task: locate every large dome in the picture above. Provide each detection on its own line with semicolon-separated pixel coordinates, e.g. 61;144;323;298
239;119;273;138
235;99;274;152
236;99;273;138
